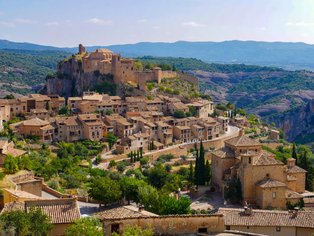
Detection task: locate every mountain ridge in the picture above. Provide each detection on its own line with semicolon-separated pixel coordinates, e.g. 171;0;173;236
1;39;314;70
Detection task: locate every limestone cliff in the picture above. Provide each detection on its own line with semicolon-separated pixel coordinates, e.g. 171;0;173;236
46;56;115;97
267;99;314;143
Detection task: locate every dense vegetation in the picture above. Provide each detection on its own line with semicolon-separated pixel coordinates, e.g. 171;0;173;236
0;49;70;94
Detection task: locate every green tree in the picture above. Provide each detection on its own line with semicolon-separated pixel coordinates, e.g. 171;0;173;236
204;160;211;184
194;143;199;185
0;208;53;236
173;110;186;118
113;225;153;236
58;106;70;115
138;185;160;213
198;140;206;185
189;161;194;184
3;154;19;174
159;195;191;215
225;178;243;203
120;177;146;204
106;133;118;149
147;163;168;189
292;143;298;164
65;217;103;236
28;208;53;236
88;177;122;206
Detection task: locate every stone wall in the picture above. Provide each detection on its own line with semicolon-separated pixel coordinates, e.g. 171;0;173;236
103;214;225;236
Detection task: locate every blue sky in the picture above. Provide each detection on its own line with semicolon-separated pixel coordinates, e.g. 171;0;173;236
0;0;314;47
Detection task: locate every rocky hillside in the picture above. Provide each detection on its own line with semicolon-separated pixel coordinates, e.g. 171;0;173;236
0;49;70;96
267;100;314;143
46;55;116;97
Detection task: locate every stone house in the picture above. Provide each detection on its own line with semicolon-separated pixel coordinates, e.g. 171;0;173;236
211;135;306;209
95;205;224;236
1;198;81;236
11;117;54;143
218;207;314;236
0;140;26;166
156;121;173;145
48;95;66;110
77;114;104;141
52;116;83;142
186;99;214;118
173;126;191;143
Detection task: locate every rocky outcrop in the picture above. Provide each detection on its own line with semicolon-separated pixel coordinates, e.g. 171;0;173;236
267;99;314;142
46;57;114;97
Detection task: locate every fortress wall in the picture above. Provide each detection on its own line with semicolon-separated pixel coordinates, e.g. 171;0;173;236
136;71;156;90
160;70;177;79
119;62;138;84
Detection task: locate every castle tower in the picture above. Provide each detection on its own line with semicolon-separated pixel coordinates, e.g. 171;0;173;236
78;44;86;54
112;54;121;83
153;67;162;84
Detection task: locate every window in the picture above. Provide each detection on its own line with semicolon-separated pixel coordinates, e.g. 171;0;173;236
276;226;281;232
272;192;276;199
226;226;230;230
248;157;251;164
198;228;207;233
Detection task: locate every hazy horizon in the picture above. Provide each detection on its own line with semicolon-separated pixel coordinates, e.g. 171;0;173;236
1;0;314;47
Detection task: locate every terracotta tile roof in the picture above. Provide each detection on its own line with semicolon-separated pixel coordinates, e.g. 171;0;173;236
4;189;43;200
23;118;49;126
286;165;307;173
95;205;157;220
256;178;287;188
286;189;303;199
225;136;261;147
1;198;80;224
25;198;80;224
0;140;8;149
4;146;26;157
218;208;314;228
212;147;235;159
1;201;24;213
253;151;283;166
40;124;55;130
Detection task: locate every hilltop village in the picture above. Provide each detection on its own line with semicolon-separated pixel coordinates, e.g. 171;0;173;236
0;46;313;236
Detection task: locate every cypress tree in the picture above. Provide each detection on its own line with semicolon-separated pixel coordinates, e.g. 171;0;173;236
189;161;194;184
194;143;199;185
204;160;211;184
199;140;205;185
136;150;140;161
140;149;143;159
292;143;298;164
130;151;134;163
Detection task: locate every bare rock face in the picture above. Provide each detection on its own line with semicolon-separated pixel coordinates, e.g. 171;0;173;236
46;57;114;97
268;99;314;142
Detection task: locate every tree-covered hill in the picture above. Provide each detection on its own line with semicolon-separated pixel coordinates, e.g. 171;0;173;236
0;49;70;95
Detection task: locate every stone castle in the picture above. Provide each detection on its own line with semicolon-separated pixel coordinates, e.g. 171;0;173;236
78;44;177;89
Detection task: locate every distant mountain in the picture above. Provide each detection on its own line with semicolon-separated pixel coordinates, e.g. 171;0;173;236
1;39;314;70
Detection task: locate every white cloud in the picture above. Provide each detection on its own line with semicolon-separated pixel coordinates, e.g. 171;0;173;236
87;18;112;25
46;21;59;26
153;26;160;30
258;27;267;31
138;19;148;23
181;21;205;28
286;21;314;27
14;18;35;24
0;21;15;27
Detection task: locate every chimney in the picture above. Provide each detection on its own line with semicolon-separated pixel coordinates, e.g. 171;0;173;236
138;204;145;212
244;205;252;216
239;128;244;137
287;158;296;168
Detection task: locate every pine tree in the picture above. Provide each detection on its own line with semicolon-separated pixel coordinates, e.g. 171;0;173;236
199;140;205;185
292;143;298;164
189;161;194;184
300;151;308;170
